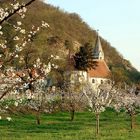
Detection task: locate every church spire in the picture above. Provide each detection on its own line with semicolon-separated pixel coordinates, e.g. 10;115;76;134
93;32;104;60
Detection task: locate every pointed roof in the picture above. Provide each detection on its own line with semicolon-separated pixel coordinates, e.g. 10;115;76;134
93;33;104;60
88;60;110;78
88;32;110;78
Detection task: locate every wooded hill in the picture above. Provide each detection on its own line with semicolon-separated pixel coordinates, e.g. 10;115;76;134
1;0;140;84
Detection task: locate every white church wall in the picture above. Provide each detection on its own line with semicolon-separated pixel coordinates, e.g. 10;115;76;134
88;77;109;85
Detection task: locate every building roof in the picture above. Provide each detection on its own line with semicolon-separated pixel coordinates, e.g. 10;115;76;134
88;60;110;78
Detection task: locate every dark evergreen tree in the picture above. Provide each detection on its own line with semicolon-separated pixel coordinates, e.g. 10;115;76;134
74;43;97;71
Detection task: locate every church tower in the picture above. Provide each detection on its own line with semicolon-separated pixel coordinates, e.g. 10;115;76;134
87;31;110;85
93;33;104;60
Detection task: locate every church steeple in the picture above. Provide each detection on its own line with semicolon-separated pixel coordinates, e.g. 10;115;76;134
93;32;104;60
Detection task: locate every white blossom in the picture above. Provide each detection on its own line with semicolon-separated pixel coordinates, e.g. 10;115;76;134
6;117;12;121
11;3;20;10
17;21;22;26
0;31;3;35
5;106;9;109
41;21;50;28
15;54;19;58
22;41;27;47
14;101;18;107
14;36;20;41
21;14;25;19
20;29;26;34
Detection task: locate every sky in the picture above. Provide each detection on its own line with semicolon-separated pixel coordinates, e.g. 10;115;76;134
45;0;140;71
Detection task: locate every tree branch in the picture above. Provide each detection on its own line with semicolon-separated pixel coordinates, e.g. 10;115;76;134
0;81;24;100
0;0;36;25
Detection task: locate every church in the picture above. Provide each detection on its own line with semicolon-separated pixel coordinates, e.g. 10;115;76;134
87;34;110;85
69;33;110;86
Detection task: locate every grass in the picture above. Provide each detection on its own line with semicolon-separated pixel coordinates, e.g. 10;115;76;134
0;109;140;140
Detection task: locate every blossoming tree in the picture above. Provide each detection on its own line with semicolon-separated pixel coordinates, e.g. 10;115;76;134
114;85;140;129
0;0;53;121
83;82;117;135
60;78;86;121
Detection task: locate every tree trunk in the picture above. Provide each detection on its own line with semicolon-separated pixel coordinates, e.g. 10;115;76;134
130;114;135;130
36;113;41;125
96;113;100;135
70;109;75;121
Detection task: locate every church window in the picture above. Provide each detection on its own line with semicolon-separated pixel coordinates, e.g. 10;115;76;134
107;80;111;84
92;79;95;83
101;80;103;84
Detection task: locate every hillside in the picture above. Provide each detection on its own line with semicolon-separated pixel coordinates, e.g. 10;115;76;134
1;0;140;83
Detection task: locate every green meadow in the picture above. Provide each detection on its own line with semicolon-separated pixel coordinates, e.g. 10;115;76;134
0;110;140;140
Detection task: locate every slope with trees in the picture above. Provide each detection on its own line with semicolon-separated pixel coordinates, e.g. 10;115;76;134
1;0;140;84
